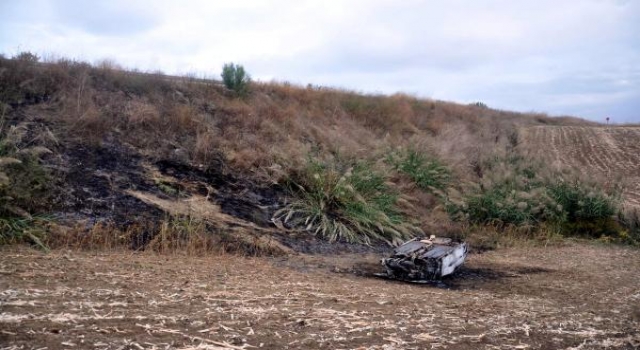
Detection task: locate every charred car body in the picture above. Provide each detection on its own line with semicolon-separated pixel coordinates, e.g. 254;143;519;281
381;236;468;281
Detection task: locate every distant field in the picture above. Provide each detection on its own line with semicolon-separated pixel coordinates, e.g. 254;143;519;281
522;126;640;207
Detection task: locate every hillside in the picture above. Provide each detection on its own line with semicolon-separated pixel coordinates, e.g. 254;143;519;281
0;53;638;252
2;54;640;350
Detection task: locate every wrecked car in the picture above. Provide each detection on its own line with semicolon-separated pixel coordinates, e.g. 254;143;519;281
380;236;468;282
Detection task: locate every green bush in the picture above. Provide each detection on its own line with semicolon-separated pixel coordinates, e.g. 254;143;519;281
447;158;559;226
446;157;621;238
0;118;51;249
548;181;618;222
221;63;250;97
388;148;450;192
274;158;420;245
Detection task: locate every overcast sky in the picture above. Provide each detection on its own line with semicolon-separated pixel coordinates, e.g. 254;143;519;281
1;0;639;122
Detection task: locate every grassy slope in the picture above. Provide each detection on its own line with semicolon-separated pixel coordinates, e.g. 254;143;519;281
2;54;624;250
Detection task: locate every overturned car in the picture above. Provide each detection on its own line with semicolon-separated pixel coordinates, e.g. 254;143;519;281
380;236;468;282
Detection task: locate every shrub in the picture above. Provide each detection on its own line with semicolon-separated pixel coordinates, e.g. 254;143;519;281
446;157;621;238
221;63;251;97
453;158;558;226
14;52;40;63
0;118;52;249
274;158;421;245
388;148;450;192
0;52;74;107
548;181;618;222
547;180;620;238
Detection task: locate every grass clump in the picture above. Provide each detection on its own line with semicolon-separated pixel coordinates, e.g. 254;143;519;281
0;116;52;249
447;157;561;227
548;181;618;223
147;216;218;254
0;216;48;250
447;156;622;239
274;158;421;245
388;148;450;192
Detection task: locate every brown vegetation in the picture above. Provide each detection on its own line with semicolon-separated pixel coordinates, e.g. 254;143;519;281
521;125;640;208
0;54;593;179
1;52;639;350
1;53;637;250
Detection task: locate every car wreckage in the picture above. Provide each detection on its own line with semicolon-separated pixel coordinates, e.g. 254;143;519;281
380;236;468;282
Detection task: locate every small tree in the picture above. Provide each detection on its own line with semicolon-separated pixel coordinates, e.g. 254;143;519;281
221;63;250;97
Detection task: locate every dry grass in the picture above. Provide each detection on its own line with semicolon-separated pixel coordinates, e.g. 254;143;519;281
3;55;596;180
3;53;639;350
5;53;633;248
1;243;639;349
43;219;290;257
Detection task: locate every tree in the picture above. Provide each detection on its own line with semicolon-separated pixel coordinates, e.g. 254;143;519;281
221;63;250;97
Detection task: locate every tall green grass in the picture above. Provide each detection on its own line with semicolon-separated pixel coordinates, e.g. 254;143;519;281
274;158;421;245
548;181;618;222
0;113;52;249
0;217;48;250
446;156;623;239
388;148;450;192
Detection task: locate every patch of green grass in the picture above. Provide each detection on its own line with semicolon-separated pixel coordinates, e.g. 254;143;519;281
274;158;420;245
446;157;624;240
0;216;48;251
0;116;53;249
154;179;185;197
388;148;450;192
548;181;618;223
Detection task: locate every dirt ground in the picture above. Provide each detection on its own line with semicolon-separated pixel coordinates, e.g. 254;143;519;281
1;243;639;350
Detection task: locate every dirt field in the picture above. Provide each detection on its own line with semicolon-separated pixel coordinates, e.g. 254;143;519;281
1;243;639;350
521;126;640;207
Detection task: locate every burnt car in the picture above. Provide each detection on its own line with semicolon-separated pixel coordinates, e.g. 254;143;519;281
380;236;468;282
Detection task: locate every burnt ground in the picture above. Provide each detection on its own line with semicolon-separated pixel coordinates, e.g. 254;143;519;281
47;135;275;232
1;243;639;350
37;132;388;256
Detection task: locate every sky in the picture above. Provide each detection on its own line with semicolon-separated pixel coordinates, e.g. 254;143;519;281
1;0;639;122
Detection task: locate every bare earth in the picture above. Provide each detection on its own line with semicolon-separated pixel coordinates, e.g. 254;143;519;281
1;244;639;350
521;126;640;208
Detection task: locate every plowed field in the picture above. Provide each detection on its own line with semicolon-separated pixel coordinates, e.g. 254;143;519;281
521;126;640;207
1;244;639;350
